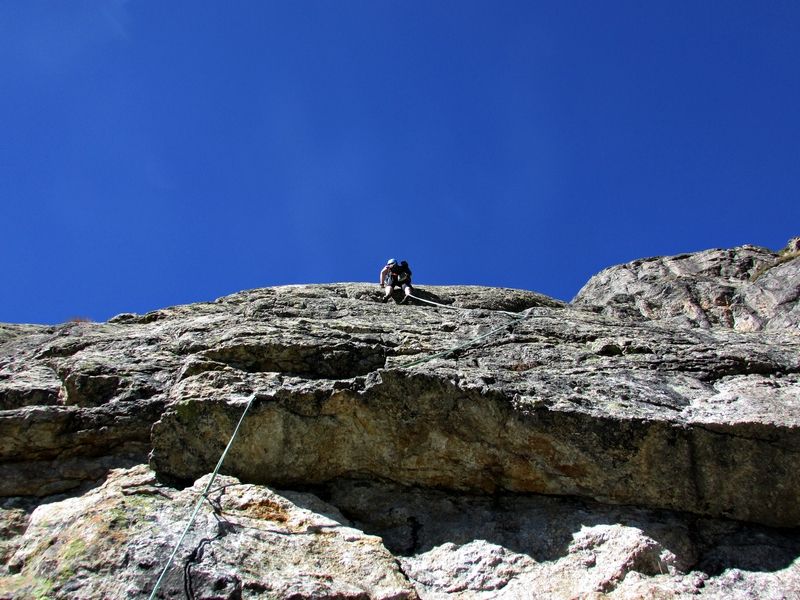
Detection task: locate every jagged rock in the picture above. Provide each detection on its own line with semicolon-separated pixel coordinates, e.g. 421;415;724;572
323;479;800;598
3;469;799;599
0;466;416;599
573;241;800;333
0;245;798;598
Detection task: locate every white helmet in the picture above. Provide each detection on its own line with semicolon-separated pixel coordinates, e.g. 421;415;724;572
387;258;397;266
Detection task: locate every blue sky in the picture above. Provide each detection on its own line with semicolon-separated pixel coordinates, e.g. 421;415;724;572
2;1;798;324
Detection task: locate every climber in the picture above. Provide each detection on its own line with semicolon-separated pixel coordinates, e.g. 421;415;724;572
379;258;413;303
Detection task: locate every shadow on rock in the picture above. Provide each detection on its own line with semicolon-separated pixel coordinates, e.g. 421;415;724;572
319;479;800;576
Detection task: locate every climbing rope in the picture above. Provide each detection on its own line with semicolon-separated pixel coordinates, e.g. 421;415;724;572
148;393;258;600
406;293;522;318
405;293;463;311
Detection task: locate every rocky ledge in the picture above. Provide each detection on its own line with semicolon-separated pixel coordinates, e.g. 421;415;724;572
1;241;799;599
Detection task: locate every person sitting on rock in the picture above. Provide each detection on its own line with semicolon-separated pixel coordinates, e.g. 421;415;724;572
379;259;413;303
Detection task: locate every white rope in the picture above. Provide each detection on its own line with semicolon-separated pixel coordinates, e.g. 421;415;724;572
406;293;521;318
406;294;462;311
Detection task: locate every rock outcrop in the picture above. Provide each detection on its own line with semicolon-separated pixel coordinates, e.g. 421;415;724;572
1;243;799;599
573;241;800;333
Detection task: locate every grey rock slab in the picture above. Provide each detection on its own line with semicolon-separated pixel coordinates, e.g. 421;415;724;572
573;242;800;333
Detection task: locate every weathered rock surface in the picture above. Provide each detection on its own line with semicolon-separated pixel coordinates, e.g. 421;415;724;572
3;467;799;599
574;241;800;333
147;286;800;527
0;466;416;599
0;243;798;598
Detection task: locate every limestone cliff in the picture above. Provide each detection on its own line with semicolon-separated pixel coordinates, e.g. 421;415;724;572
1;242;799;599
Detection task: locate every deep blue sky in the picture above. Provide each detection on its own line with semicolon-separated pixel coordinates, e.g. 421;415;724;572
2;2;798;324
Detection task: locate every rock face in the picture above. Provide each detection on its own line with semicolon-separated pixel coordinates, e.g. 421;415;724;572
1;243;799;599
573;241;800;333
1;466;416;599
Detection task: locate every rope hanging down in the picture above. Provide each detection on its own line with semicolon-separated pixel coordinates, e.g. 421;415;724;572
148;393;257;600
148;300;535;597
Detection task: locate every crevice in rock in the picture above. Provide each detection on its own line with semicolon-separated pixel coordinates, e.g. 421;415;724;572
60;372;123;407
645;346;799;383
36;340;95;359
108;310;172;325
693;361;799;384
199;341;388;379
690;422;800;451
314;478;800;580
633;397;684;412
0;386;61;410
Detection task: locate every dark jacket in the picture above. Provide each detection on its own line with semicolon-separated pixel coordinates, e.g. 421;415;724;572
391;261;412;284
